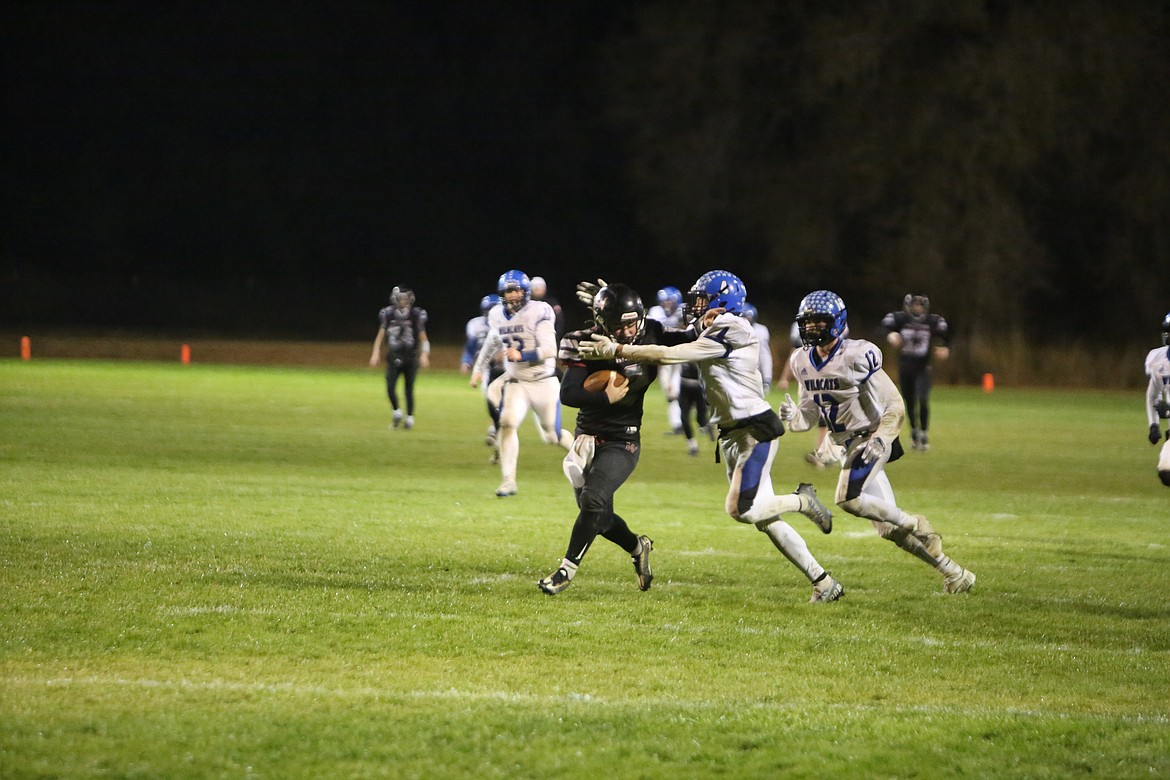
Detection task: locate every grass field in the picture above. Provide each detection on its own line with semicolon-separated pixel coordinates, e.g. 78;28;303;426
1;359;1167;779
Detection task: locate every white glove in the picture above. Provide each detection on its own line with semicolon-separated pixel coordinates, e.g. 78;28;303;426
579;333;618;360
603;374;629;404
575;278;607;307
857;437;886;464
778;393;799;422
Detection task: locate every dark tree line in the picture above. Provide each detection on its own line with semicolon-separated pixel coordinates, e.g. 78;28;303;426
600;0;1170;347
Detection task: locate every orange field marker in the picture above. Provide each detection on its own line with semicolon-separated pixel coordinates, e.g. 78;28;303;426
181;343;191;365
982;372;995;393
21;336;31;360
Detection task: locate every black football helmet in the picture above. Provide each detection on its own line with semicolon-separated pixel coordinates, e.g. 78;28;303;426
1162;311;1170;346
903;293;929;321
593;283;646;344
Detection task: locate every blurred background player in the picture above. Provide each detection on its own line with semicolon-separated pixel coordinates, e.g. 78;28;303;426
581;269;842;604
470;269;572;497
529;276;565;343
539;282;692;595
646;285;686;434
678;361;712;456
462;293;503;461
781;290;974;594
1145;311;1170;486
879;293;951;451
370;285;429;429
741;303;773;394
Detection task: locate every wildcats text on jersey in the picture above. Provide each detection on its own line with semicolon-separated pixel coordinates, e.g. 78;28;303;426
804;377;842;391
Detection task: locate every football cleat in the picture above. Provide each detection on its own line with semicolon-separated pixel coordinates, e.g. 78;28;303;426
687;440;699;456
404;415;414;430
392;410;403;428
495;481;517;497
631;535;654;591
912;515;943;558
796;483;832;534
810;574;844;603
538;567;573;595
943;568;976;594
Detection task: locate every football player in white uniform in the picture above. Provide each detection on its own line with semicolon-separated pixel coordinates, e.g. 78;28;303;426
471;270;573;496
580;270;843;603
1144;312;1170;486
647;286;686;434
780;290;975;594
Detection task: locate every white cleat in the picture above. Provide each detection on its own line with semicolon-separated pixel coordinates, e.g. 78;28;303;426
943;568;976;594
495;481;517;497
810;574;844;603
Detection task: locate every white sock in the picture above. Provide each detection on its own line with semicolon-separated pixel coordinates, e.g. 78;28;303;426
758;520;826;583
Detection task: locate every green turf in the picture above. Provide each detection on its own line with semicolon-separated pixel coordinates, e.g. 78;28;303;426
1;360;1167;779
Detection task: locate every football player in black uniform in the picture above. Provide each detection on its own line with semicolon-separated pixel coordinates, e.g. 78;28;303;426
879;294;950;451
537;283;694;594
369;286;430;429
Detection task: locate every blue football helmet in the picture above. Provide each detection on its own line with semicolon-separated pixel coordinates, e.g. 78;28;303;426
480;293;500;317
1162;311;1170;346
741;302;758;323
796;290;848;347
687;270;747;321
497;270;531;314
656;285;683;314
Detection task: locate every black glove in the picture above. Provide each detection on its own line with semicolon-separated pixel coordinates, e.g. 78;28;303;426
1150;424;1162;445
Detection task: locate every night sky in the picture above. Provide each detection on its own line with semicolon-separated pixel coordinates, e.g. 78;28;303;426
3;2;1168;343
2;2;637;339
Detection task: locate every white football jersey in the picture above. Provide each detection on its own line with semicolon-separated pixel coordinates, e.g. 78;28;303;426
1145;345;1170;426
647;304;685;330
788;338;893;440
692;313;771;425
485;299;559;382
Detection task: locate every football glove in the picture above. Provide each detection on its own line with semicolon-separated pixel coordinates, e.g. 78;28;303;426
603;374;629;404
578;333;618;360
575;278;607;307
1151;424;1163;445
778;393;799;422
857;436;886;464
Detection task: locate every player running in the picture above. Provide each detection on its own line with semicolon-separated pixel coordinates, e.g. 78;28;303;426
471;270;572;497
538;283;694;595
1145;311;1170;486
780;290;975;594
580;270;843;603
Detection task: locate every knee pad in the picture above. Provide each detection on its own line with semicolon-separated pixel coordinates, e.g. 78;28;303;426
577;486;609;516
839;497;865;518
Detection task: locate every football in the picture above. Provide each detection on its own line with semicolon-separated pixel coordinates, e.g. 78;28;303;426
583;370;627;393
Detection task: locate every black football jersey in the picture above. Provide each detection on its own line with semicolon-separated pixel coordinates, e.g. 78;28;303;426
559;319;695;440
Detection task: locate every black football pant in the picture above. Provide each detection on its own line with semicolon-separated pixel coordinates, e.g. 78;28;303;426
564;438;640;566
385;357;419;415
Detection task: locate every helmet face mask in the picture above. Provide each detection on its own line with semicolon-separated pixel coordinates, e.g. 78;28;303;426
497;270;531;314
1162;312;1170;346
903;293;930;321
796;290;848;348
593;283;646;345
